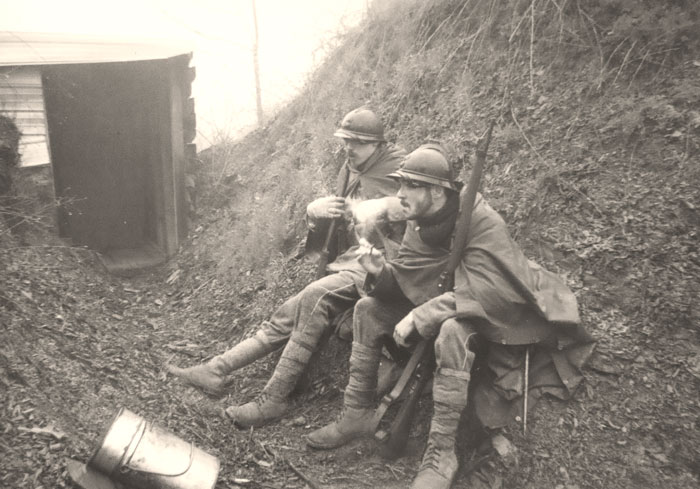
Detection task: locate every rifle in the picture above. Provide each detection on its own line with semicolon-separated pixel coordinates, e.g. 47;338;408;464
312;164;361;280
372;122;495;459
315;219;341;279
372;338;434;459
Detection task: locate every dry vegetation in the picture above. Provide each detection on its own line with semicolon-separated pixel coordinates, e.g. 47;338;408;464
1;0;699;488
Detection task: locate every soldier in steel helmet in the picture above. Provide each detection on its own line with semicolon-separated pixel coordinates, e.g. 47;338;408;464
306;144;594;489
166;107;408;427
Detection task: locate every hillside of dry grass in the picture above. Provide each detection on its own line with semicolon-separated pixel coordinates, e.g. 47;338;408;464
1;0;699;488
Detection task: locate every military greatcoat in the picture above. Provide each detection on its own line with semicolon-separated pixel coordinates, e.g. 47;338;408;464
369;194;595;427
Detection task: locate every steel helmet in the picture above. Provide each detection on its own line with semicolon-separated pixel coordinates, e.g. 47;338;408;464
388;143;462;191
333;107;385;142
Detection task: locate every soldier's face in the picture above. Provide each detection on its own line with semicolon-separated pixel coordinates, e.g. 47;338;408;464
343;139;378;168
397;180;434;219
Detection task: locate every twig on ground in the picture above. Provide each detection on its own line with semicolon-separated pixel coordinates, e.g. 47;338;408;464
628;47;651;89
263;444;324;489
327;475;373;487
597;36;630;90
612;40;637;87
190;277;215;297
510;107;545;163
508;2;532;43
285;457;323;489
650;50;673;86
464;25;485;69
386;463;403;480
162;353;176;370
554;176;606;217
563;105;582;141
500;44;522;110
683;121;692;163
417;5;454;53
548;0;568;49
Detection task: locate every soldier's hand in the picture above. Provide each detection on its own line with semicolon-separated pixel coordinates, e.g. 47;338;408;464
307;196;347;220
357;238;385;275
393;312;416;348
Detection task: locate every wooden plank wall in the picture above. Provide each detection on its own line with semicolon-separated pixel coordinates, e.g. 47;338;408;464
0;66;51;167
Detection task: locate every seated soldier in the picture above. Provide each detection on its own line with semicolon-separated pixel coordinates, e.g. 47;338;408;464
166;108;407;420
305;144;595;489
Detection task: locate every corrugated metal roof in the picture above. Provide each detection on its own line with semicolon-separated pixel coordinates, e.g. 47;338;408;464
0;31;193;66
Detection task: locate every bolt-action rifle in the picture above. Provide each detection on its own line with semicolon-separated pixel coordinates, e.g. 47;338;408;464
372;122;495;459
312;165;361;280
315;219;340;279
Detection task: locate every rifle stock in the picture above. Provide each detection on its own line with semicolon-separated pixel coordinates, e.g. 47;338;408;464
371;338;430;437
375;122;496;457
375;338;434;460
315;219;340;279
313;162;358;279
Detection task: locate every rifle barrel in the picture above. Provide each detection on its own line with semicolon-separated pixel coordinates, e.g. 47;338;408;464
441;122;495;291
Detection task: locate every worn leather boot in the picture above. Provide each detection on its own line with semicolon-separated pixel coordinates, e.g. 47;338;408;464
410;367;471;489
410;438;459;489
306;341;381;449
305;406;375;449
224;391;289;428
225;339;312;428
166;363;225;395
166;337;274;395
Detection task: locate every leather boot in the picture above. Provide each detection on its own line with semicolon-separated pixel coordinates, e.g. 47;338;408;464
224;391;289;428
410;367;471;489
166;337;274;395
306;406;374;449
225;339;312;428
410;436;459;489
306;342;381;449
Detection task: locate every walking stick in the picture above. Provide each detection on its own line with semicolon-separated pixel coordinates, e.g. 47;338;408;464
523;346;530;435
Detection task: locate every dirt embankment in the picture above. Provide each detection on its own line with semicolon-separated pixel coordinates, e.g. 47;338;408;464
1;1;699;488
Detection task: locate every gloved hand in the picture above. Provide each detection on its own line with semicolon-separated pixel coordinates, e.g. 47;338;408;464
307;196;347;220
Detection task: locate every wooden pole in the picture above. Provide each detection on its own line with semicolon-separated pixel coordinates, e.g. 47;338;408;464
523;346;530;435
251;0;263;126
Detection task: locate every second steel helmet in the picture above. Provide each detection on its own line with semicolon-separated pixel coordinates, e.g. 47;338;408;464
388;144;462;191
333;108;385;142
